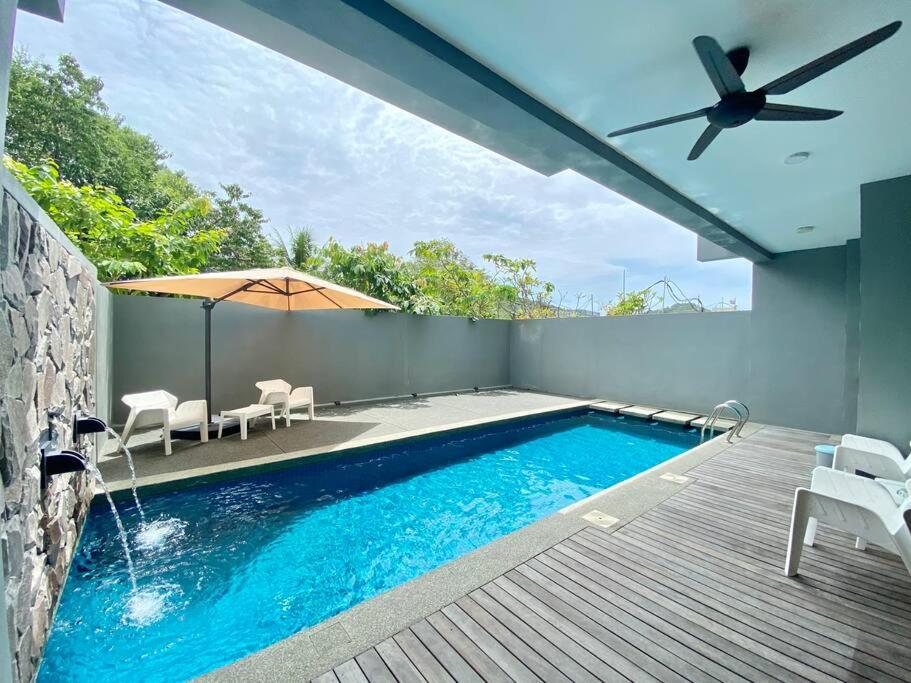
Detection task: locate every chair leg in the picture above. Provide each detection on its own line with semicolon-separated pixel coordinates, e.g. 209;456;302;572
855;538;867;551
785;489;812;576
199;420;209;443
308;403;314;420
285;403;291;428
804;518;818;547
163;415;172;456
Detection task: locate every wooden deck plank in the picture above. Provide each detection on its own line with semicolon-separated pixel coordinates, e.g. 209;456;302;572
375;638;427;683
392;629;456;683
468;586;601;683
311;425;911;682
354;649;396;683
334;659;369;683
441;602;542;683
564;534;903;682
530;552;764;683
426;612;512;683
409;620;484;683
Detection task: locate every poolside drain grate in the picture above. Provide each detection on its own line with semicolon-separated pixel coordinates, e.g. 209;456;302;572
660;472;691;484
581;510;620;529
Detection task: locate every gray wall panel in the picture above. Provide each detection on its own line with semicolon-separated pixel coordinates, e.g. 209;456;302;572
510;312;751;416
111;297;510;424
749;246;851;434
510;245;858;435
858;175;911;448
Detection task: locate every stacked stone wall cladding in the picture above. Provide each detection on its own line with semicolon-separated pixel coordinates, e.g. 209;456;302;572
0;187;96;682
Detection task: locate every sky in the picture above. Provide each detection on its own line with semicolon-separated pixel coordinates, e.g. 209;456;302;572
14;0;752;310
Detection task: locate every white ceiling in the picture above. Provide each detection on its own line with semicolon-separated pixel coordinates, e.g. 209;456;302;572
388;0;911;254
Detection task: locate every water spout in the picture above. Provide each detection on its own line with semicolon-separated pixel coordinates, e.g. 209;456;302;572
105;427;145;524
40;449;89;489
88;465;137;593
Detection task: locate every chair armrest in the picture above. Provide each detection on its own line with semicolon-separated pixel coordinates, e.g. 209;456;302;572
289;386;313;404
131;406;168;430
833;445;908;481
175;399;208;421
261;391;290;407
841;434;904;459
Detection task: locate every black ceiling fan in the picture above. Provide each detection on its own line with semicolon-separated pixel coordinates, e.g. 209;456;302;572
608;21;902;160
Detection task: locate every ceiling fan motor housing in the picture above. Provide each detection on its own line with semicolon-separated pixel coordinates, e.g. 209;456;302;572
708;91;767;128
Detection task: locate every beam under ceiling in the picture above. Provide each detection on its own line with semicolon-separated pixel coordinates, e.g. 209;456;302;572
163;0;773;262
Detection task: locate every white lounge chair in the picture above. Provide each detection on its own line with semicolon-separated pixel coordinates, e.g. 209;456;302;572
833;434;910;482
255;380;314;427
120;390;208;456
785;466;911;577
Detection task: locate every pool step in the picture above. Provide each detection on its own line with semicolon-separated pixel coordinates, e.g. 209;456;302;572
619;405;662;419
590;400;632;414
652;410;701;427
690;415;737;431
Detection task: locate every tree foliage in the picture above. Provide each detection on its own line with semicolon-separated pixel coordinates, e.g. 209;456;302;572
275;226;318;270
5;157;222;281
5;51;575;318
6;51;274;270
202;184;277;270
604;288;656;316
411;240;509;318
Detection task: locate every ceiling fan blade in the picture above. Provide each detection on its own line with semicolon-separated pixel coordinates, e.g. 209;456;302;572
692;36;745;96
762;20;902;95
608;108;710;137
755;103;843;121
688;125;722;161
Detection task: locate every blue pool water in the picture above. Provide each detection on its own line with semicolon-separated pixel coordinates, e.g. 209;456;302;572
40;410;698;682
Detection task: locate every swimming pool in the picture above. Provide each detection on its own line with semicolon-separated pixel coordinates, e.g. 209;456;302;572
40;409;699;682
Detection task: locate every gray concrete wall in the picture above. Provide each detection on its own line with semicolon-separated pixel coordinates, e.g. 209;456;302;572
509;312;750;416
511;244;859;435
857;174;911;448
748;245;855;434
110;296;511;424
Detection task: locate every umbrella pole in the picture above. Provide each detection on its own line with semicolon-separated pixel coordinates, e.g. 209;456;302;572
202;299;215;418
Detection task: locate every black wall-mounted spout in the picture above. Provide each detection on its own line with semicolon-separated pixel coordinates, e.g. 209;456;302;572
73;414;107;439
40;449;89;489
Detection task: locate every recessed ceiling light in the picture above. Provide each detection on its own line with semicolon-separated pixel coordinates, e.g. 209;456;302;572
796;225;815;234
785;151;811;165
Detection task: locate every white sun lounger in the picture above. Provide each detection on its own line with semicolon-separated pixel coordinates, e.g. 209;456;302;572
785;466;911;577
833;434;910;482
255;380;314;427
120;390;208;456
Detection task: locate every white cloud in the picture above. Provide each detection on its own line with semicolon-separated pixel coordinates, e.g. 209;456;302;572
13;0;752;308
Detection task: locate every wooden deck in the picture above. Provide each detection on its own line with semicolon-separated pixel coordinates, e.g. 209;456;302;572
311;426;911;683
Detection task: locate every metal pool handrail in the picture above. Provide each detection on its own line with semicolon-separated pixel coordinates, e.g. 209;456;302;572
701;400;750;443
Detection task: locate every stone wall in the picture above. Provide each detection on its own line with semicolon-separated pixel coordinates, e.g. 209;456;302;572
0;174;97;682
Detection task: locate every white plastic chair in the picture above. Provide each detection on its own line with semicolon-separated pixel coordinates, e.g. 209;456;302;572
255;380;314;427
833;434;910;482
785;466;911;577
120;390;208;456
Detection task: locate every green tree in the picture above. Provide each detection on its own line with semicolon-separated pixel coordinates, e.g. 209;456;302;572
314;239;422;311
411;239;508;318
605;288;655;316
483;253;555;319
6;52;171;217
5;157;222;281
203;184;278;270
275;226;318;270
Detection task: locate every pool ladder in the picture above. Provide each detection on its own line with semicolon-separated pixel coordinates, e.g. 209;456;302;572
701;400;750;443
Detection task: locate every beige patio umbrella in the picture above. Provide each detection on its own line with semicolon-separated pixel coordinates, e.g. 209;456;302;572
107;267;398;431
